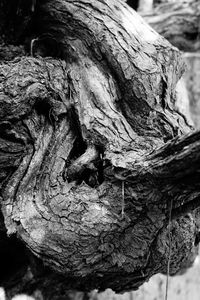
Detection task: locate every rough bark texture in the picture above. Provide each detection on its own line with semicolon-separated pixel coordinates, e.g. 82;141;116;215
0;0;200;298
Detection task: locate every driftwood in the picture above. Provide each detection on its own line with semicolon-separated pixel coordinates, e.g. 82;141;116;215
0;0;200;298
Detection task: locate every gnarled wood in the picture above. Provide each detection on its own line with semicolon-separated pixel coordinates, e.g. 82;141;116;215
0;0;200;297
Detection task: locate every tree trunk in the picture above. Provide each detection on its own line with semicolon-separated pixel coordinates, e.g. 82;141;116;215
0;0;200;299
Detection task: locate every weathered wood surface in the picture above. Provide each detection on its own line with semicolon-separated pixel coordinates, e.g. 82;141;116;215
95;51;200;300
0;0;200;298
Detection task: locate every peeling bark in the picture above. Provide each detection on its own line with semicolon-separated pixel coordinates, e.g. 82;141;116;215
0;0;200;297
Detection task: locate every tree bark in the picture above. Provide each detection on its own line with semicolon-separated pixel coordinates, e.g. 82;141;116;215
0;0;200;298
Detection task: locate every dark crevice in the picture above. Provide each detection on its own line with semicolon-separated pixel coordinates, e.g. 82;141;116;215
0;0;36;44
63;144;105;188
81;152;105;188
0;217;29;286
96;147;105;185
0;121;29;193
0;122;25;145
34;99;52;118
161;78;167;110
62;138;87;182
126;0;140;11
27;34;62;58
34;98;59;127
171;196;200;220
195;231;200;246
67;139;87;165
67;104;84;142
184;31;199;41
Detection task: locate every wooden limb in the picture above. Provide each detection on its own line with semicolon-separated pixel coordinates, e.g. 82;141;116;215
146;131;200;181
0;0;199;294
